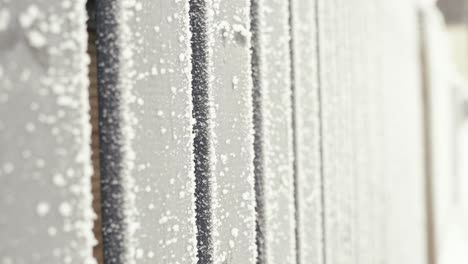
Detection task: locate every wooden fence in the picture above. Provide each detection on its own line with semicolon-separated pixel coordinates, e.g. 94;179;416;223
0;0;465;263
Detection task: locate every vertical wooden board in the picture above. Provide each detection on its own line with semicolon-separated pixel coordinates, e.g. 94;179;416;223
419;4;468;264
350;2;387;264
317;1;428;263
345;3;373;264
251;0;296;263
342;2;393;264
379;2;427;264
317;0;356;262
0;0;95;263
202;0;257;263
290;0;323;263
96;0;197;263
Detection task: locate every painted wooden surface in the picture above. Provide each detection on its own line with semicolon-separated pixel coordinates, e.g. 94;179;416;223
0;0;95;263
420;4;468;264
378;3;427;263
0;1;460;264
190;0;257;263
290;0;324;263
96;0;197;263
251;0;296;263
317;1;428;263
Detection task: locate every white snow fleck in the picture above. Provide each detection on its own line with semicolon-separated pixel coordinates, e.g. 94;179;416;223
122;0;137;8
48;226;57;236
35;159;45;168
0;9;11;31
27;30;47;48
231;228;239;237
220;154;228;164
25;122;35;132
52;173;67;186
229;240;235;249
61;0;72;8
59;202;72;217
136;248;144;259
179;53;185;62
36;202;50;217
232;24;249;37
135;2;143;11
19;5;40;28
2;162;14;174
159;216;169;224
232;76;239;85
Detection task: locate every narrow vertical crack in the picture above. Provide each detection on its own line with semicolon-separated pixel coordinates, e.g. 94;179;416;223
250;0;266;263
95;0;127;262
287;0;301;263
86;2;104;264
417;10;437;264
314;0;327;263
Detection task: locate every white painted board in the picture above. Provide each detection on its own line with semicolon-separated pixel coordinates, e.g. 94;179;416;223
290;0;324;263
193;0;257;263
420;4;468;264
96;0;197;263
0;0;95;263
317;1;428;263
252;0;296;263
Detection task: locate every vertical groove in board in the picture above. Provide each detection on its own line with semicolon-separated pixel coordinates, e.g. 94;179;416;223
87;28;104;264
96;0;130;262
418;5;467;264
199;0;257;263
96;0;197;263
417;9;437;264
0;0;95;263
252;0;296;263
288;0;300;263
290;0;324;263
190;0;213;263
250;0;266;262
